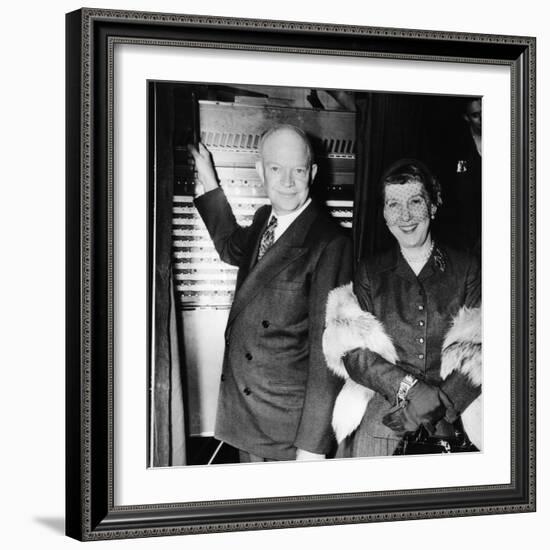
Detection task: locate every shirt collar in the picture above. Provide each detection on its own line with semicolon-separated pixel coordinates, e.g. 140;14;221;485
370;241;446;279
270;197;312;237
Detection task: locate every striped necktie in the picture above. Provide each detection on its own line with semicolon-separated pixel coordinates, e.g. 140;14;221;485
257;216;278;261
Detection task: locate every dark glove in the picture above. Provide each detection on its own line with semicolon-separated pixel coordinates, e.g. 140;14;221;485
343;348;408;403
382;381;454;437
440;370;480;422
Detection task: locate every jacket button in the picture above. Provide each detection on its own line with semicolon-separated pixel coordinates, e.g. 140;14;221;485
243;387;251;395
245;352;253;360
418;320;425;327
418;337;424;344
418;354;424;360
418;305;424;311
262;320;270;328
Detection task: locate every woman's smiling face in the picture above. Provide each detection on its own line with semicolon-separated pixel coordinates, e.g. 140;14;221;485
383;181;435;249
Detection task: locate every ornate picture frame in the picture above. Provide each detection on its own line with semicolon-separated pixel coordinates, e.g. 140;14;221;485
66;8;536;541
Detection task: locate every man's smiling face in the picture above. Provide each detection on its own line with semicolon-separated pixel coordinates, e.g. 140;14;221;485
256;128;317;216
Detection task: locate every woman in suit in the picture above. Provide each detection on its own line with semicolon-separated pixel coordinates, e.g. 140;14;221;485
323;159;482;457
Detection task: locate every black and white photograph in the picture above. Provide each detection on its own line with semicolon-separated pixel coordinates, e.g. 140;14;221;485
62;5;536;542
148;81;483;468
2;0;545;547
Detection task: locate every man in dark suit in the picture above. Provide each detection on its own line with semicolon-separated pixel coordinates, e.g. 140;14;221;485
436;97;482;255
189;125;352;462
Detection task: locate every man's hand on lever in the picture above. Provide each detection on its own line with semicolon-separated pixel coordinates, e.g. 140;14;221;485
188;142;219;193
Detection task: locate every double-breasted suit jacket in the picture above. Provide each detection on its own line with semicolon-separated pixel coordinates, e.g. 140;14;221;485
195;188;353;460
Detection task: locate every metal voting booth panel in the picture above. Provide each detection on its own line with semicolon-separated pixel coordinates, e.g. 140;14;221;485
172;96;356;444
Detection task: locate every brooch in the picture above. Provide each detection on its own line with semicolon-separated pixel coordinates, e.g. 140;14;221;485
433;247;446;272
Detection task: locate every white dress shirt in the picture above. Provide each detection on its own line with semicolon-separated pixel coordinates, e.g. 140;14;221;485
270;198;312;243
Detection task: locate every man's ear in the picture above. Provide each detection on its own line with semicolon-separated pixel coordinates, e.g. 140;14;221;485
310;163;318;183
255;159;265;183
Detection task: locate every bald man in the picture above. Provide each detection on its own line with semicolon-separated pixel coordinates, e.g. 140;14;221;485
190;125;352;462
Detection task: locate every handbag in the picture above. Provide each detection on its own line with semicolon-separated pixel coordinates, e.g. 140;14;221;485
393;418;478;455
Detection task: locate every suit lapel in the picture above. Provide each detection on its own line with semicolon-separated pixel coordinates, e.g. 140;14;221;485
374;246;417;283
234;207;271;291
373;244;440;283
394;244;439;282
394;249;417;282
227;201;318;327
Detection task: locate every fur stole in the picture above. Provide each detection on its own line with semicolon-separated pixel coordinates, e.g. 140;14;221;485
441;306;482;448
323;283;482;446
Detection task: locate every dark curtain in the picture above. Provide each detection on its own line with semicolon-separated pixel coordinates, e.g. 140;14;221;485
150;82;187;467
353;92;468;260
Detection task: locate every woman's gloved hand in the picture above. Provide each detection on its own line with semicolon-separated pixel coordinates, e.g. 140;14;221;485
382;381;454;436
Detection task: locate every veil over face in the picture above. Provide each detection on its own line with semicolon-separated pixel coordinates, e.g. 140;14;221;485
383;180;435;249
